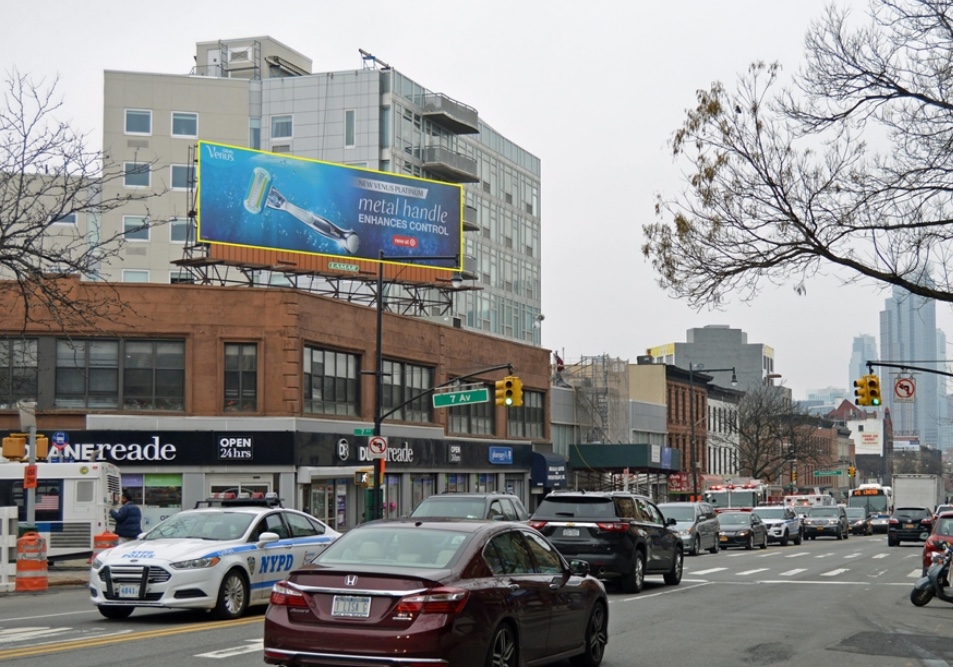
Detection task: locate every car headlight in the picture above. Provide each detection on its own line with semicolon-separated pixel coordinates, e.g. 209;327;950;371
737;530;750;537
91;557;104;569
171;556;221;569
678;529;692;537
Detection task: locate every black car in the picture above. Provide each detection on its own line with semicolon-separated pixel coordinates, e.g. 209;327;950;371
845;507;873;535
528;491;683;594
409;492;529;522
802;506;850;540
717;510;769;549
888;506;933;546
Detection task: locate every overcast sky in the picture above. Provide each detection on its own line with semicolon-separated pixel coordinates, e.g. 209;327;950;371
4;0;940;399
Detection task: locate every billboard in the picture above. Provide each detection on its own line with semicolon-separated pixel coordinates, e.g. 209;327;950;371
197;141;463;270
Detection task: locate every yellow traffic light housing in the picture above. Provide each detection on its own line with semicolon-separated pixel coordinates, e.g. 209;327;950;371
848;465;856;478
854;375;870;406
509;376;523;407
495;377;515;406
867;374;882;406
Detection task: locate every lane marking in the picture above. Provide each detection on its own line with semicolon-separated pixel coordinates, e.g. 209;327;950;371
736;568;769;576
821;568;850;577
196;639;263;658
689;568;727;575
779;569;807;576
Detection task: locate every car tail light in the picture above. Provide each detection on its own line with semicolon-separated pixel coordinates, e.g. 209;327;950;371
395;587;468;615
270;581;308;607
528;520;548;530
596;522;630;532
889;518;899;526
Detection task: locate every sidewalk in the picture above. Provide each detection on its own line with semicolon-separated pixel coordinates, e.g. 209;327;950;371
46;558;89;587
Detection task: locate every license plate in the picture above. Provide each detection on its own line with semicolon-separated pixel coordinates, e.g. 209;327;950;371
562;528;580;537
332;595;371;618
118;584;140;598
720;536;727;542
817;526;825;531
905;523;914;529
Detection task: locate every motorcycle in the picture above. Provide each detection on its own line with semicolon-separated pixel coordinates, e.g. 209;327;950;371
911;541;953;607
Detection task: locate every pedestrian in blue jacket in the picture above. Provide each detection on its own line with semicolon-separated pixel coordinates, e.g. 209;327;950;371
110;489;143;542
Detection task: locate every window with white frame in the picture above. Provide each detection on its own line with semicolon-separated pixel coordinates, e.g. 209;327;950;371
123;215;150;241
122;270;150;283
171;112;198;137
170;218;190;243
170;164;194;190
272;115;292;139
123;162;150;188
345;109;356;148
125;109;152;135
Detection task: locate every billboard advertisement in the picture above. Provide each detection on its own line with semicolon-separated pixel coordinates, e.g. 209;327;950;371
197;141;463;270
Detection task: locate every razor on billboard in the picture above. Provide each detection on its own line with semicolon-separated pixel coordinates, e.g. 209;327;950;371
197;141;463;270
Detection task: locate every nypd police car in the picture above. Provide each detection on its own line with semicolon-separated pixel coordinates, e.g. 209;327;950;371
90;496;340;620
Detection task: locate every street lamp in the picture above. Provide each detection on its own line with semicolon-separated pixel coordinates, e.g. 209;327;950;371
688;363;738;501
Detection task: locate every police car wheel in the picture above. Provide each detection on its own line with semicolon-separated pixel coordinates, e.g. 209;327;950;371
98;606;134;620
214;569;249;620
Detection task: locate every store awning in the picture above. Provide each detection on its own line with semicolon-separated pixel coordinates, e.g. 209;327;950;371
567;444;680;474
531;452;567;489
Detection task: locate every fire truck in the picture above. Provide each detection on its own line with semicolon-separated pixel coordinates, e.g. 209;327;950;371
703;480;769;512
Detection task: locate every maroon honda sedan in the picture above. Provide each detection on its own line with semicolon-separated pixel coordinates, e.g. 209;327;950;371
263;519;608;667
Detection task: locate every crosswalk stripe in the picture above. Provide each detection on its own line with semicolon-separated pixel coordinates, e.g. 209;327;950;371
737;568;769;576
821;568;849;576
779;569;807;576
691;567;728;575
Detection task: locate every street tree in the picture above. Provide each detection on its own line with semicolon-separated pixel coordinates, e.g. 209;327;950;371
729;384;832;483
643;0;953;308
0;69;157;330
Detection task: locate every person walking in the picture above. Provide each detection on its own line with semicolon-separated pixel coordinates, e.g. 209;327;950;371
110;489;143;542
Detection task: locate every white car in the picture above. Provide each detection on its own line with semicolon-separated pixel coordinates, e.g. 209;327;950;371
90;498;340;620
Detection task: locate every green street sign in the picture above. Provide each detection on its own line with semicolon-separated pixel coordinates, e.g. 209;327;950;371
353;427;375;436
813;470;843;476
433;388;490;408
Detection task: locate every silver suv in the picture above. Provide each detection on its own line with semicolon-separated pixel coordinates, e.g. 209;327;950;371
658;501;721;555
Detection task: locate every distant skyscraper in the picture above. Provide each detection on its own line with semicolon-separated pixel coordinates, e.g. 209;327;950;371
850;334;878;387
879;285;946;449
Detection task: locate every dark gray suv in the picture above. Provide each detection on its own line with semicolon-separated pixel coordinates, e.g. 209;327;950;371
409;492;529;522
529;491;683;593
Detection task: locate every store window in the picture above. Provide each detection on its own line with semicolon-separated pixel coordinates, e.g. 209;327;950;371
0;338;38;409
224;343;257;412
445;473;469;493
382;360;433;423
411;474;436;511
383;473;401;519
303;346;359;416
506;389;544;438
120;473;182;530
475;473;498;493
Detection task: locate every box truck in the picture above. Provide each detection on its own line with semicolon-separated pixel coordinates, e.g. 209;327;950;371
891;474;944;512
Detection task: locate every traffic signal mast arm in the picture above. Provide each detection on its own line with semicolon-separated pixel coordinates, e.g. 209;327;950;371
865;361;953;380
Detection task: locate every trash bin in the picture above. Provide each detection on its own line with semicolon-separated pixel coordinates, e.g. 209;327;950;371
17;523;36;538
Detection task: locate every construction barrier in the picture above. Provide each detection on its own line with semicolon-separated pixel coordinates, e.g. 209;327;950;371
15;532;48;592
92;530;119;562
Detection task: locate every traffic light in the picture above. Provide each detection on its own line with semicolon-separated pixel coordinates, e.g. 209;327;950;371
848;465;856;478
509;376;523;407
867;374;882;406
854;375;870;406
2;435;26;460
495;377;515;406
791;469;797;483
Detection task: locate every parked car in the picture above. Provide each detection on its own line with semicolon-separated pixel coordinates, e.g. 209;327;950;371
753;505;803;546
922;511;953;574
717;510;769;549
263;520;609;667
528;491;683;593
888;506;933;546
845;507;873;535
658;501;721;555
90;496;340;619
802;505;850;540
409;492;529;522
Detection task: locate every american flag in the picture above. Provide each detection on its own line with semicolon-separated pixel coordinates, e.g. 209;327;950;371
36;494;60;511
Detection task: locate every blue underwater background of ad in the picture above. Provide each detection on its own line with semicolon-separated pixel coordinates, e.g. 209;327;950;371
197;143;461;266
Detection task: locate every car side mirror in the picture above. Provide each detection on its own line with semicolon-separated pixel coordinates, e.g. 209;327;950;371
666;517;677;527
257;531;280;545
569;559;590;577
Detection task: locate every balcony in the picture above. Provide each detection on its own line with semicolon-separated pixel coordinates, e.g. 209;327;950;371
422;146;480;183
463;205;479;232
461;254;479;281
422;93;480;134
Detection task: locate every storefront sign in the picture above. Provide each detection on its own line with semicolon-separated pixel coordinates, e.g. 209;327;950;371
448;445;462;463
488;447;513;465
218;437;253;460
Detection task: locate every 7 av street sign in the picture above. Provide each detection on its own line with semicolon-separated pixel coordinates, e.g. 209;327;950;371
814;470;843;476
433;387;490;408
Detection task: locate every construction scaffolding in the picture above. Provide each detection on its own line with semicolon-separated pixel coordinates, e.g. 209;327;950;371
563;355;630;446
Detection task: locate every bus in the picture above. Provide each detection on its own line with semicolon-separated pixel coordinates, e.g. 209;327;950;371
847;485;892;525
0;461;123;563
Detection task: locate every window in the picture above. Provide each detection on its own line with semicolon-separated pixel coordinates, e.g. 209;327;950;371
345;109;356;147
125;109;151;135
123;340;185;410
170;164;194;190
123;162;150;188
123;215;149;241
170;270;194;284
170;218;190;243
303;346;359;416
224;343;257;412
271;115;292;139
382;360;433;423
171;112;198;137
249;118;261;150
448;384;494;435
55;339;119;408
0;338;38;409
122;270;150;283
52;212;77;225
506;389;544;438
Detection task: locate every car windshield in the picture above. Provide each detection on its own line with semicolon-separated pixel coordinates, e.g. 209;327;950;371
845;508;866;519
143;511;254;541
410;498;490;519
659;506;695;521
894;507;930;519
533;497;617;519
807;508;839;518
318;527;472;568
753;508;786;520
719;513;750;525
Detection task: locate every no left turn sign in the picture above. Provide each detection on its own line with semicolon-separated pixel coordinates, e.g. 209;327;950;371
368;436;388;459
894;377;916;402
